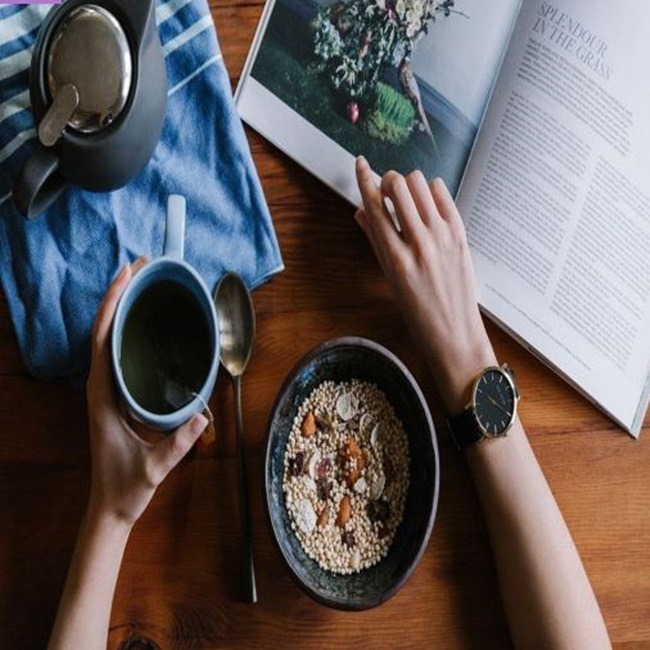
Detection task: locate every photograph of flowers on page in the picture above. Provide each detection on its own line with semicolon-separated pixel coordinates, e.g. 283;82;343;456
242;0;520;195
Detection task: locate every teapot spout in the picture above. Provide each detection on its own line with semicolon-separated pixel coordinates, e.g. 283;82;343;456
118;0;156;44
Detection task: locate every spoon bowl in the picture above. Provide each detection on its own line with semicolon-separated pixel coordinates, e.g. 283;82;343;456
215;273;255;378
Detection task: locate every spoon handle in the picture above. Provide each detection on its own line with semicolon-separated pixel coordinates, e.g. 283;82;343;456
233;375;257;604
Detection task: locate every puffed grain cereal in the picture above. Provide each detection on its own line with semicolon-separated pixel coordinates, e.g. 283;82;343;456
282;380;410;574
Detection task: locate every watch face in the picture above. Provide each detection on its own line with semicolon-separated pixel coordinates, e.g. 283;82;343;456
473;368;517;436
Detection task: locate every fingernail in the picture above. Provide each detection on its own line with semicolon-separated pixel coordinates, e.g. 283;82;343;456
116;265;129;281
191;413;208;435
356;155;367;169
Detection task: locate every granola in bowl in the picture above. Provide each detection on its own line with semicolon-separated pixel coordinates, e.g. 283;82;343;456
283;379;410;574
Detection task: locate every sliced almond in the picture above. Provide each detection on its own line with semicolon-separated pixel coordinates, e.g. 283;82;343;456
354;477;368;494
336;393;359;421
307;450;321;478
369;472;386;500
301;475;316;493
370;422;384;450
359;413;374;437
295;499;316;534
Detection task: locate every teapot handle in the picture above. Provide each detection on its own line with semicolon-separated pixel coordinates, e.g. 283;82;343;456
13;145;67;220
117;0;156;45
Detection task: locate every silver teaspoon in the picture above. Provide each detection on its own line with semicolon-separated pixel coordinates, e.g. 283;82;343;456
214;272;257;604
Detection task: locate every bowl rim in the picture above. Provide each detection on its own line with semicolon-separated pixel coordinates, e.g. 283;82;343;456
263;336;440;611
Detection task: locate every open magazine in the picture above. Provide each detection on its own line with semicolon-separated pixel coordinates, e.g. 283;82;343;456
236;0;650;436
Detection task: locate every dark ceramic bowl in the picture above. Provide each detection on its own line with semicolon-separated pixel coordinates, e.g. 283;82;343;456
265;337;440;610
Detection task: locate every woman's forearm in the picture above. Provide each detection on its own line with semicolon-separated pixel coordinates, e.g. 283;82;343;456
48;508;130;650
466;419;610;649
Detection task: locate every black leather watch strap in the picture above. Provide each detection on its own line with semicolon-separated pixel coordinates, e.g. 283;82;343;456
448;409;483;451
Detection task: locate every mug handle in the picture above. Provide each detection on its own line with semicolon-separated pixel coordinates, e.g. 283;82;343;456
165;195;186;261
13;145;67;220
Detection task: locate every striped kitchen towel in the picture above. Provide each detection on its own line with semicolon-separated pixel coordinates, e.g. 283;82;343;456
0;0;283;379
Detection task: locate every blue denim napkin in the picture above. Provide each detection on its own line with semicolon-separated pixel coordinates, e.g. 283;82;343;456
0;0;283;379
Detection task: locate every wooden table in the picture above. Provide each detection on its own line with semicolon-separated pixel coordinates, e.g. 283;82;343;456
1;2;649;648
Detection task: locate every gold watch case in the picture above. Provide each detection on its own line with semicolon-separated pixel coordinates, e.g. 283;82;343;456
467;363;520;440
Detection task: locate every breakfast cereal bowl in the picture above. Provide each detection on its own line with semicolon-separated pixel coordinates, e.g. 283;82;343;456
265;337;439;610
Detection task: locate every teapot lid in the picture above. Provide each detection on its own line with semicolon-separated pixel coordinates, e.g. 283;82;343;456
46;4;133;134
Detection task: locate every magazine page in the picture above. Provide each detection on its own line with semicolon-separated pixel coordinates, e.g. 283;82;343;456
236;0;520;203
457;0;650;435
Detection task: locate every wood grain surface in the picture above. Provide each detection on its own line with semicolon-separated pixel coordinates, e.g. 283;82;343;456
1;2;648;648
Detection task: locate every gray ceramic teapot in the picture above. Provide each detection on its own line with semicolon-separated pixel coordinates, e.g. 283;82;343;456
13;0;168;219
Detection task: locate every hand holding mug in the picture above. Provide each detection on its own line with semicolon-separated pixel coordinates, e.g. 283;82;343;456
86;258;207;528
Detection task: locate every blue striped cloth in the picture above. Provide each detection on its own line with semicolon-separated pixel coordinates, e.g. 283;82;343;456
0;1;283;379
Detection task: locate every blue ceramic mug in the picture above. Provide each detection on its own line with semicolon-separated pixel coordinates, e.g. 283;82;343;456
111;195;219;430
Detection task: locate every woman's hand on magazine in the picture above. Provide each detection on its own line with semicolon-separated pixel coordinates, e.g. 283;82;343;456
354;156;496;413
86;258;207;529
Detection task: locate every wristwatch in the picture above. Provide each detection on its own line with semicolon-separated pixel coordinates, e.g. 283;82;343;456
447;364;520;451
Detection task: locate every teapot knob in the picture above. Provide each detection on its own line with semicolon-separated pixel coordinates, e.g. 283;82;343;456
38;83;79;147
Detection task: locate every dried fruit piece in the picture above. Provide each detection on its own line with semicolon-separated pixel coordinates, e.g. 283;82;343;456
346;467;361;488
339;439;362;466
342;530;356;548
315;411;333;432
289;451;306;477
316;478;331;501
336;392;359;421
367;499;390;523
315;457;331;480
295;499;317;534
377;523;389;539
301;412;317;438
317;508;329;528
336;495;351;528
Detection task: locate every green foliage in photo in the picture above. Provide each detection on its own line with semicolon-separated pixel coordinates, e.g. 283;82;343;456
364;82;416;145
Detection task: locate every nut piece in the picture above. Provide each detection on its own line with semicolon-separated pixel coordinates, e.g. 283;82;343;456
295;499;317;534
336;392;359;421
336;495;351;528
340;439;365;487
368;472;386;500
317;508;329;528
370;422;384;450
307;450;321;478
354;477;368;494
359;413;374;437
301;412;317;438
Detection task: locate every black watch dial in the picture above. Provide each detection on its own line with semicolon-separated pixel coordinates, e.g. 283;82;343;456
474;368;516;436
